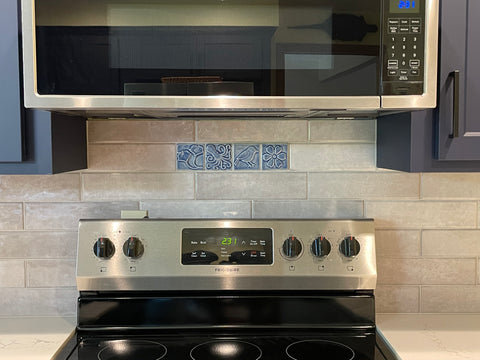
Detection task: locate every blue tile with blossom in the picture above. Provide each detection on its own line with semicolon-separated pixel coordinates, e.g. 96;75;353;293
206;144;232;170
177;144;204;170
262;144;288;170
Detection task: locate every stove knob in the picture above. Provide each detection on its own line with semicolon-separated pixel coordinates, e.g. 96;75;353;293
123;237;144;259
93;237;115;259
311;236;331;258
282;236;302;259
339;236;361;258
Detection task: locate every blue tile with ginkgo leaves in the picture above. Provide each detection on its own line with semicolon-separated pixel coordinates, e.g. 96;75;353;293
177;144;204;170
234;144;260;170
262;144;288;170
206;144;232;170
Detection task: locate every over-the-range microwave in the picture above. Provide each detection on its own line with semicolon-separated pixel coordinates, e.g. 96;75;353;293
21;0;438;118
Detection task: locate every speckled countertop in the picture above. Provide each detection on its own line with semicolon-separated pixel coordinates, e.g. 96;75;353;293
377;314;480;360
0;317;75;360
1;315;480;359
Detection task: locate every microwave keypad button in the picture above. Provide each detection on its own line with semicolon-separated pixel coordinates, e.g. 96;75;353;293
389;18;400;25
387;60;399;69
400;26;410;33
409;59;421;68
400;70;409;76
388;70;398;76
410;19;422;26
389;25;399;34
400;19;409;25
410;69;420;76
411;26;421;34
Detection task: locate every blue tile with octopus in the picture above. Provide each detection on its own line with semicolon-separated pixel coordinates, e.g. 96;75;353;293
177;144;205;170
234;144;260;170
206;144;233;170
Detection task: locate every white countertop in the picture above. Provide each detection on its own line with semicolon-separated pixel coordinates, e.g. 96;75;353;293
377;314;480;360
1;315;480;359
0;317;75;360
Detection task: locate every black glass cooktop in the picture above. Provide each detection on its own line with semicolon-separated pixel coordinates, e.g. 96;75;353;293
54;331;397;360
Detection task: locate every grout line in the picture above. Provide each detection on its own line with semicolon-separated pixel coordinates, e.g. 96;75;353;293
418;285;422;313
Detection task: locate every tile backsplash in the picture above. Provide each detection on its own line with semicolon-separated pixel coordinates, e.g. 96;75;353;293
1;118;480;317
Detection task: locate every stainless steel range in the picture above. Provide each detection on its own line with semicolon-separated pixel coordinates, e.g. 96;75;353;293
53;218;398;360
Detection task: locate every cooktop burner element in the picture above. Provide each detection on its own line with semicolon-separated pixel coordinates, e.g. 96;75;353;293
190;340;262;360
286;340;355;360
97;340;167;360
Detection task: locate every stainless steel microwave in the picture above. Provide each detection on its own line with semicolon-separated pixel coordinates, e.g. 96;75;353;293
21;0;439;118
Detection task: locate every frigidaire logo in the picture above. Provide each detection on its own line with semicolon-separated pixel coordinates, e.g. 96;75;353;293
214;268;240;273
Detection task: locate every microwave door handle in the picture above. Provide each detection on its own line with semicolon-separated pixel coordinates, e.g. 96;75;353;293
448;70;460;139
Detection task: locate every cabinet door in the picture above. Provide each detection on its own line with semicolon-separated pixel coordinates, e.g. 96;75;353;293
437;0;480;160
0;0;23;161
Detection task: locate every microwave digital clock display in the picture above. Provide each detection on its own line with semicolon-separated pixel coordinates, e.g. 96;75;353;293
390;0;420;13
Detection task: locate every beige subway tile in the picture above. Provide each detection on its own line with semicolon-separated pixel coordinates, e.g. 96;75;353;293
197;173;306;200
375;286;420;313
88;120;194;143
0;260;25;288
0;174;80;202
27;260;76;288
197;120;308;142
375;230;421;257
366;201;477;228
0;288;77;316
309;120;375;142
377;258;476;285
422;173;480;199
310;172;419;199
88;144;175;171
141;200;251;218
423;230;480;257
25;202;138;230
290;144;375;171
252;200;363;219
0;232;77;259
0;203;23;230
422;286;480;313
83;173;194;201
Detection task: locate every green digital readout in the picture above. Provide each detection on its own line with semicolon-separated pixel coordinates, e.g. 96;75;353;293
222;237;238;245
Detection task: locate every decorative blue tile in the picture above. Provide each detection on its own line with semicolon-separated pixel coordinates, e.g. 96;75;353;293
234;144;260;170
177;144;204;170
262;144;288;170
206;144;232;170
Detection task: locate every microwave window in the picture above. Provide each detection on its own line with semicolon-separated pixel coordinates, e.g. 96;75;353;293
34;0;381;97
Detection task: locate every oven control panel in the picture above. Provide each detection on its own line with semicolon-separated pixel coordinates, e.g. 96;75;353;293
77;219;376;291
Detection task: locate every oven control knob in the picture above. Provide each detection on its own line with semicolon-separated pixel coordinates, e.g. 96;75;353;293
282;236;302;258
93;237;115;259
311;236;331;258
339;236;361;258
123;237;144;259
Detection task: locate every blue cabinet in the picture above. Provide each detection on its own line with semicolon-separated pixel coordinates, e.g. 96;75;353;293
0;0;86;174
0;0;23;162
378;0;480;171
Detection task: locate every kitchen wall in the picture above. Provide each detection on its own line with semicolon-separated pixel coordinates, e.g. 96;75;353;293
1;118;480;317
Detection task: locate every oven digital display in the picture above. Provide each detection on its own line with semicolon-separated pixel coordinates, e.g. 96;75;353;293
182;228;273;265
390;0;420;13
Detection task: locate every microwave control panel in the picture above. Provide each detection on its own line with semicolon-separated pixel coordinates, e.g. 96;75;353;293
382;0;426;95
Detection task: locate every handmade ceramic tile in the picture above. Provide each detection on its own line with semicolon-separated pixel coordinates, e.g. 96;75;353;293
177;144;205;170
206;144;232;170
234;144;260;170
262;144;288;170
